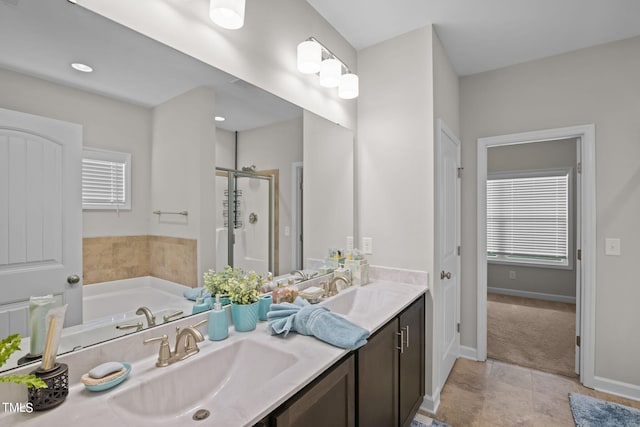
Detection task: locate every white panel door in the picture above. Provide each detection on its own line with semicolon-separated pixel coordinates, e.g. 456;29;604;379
437;120;461;388
0;108;83;335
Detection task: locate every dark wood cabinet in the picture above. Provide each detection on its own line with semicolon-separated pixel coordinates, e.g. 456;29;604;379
273;354;355;427
356;295;425;427
399;295;425;427
259;294;425;427
357;317;399;426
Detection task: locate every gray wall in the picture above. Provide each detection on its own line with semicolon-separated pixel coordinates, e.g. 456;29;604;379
460;35;640;386
0;67;152;238
487;139;577;299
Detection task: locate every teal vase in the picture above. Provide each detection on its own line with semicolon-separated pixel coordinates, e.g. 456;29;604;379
231;302;259;332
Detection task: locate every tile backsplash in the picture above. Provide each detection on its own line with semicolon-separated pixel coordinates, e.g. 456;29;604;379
83;235;197;287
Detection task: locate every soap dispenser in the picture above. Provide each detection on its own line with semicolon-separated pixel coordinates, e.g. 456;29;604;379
208;294;229;341
192;289;209;314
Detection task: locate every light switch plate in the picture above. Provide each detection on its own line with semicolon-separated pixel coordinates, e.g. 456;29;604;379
362;237;373;254
605;238;621;256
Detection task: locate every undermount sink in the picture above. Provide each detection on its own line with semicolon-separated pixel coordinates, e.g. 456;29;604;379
320;285;409;330
108;339;298;424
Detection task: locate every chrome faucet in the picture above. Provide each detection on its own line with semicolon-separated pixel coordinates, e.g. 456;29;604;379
291;270;306;281
136;306;156;327
323;276;351;297
143;319;207;368
291;270;319;281
173;325;205;361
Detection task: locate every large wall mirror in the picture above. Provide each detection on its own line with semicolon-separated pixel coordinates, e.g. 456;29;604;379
0;0;353;372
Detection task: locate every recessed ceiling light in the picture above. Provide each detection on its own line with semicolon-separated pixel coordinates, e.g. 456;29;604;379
71;63;93;73
215;116;226;122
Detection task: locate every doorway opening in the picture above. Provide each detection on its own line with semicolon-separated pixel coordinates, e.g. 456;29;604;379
477;125;596;387
485;138;578;377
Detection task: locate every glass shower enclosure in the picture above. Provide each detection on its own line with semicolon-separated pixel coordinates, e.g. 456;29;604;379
215;167;274;275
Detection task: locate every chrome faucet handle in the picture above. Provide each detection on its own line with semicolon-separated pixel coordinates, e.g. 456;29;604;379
163;310;184;323
143;334;171;367
116;321;143;331
191;318;208;329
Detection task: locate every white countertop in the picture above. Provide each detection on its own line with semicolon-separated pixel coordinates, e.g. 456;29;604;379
2;278;426;427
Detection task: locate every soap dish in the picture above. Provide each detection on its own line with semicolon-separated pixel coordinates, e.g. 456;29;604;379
82;362;131;392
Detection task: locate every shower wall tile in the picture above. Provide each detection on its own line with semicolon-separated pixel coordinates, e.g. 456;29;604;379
149;235;198;287
83;236;150;284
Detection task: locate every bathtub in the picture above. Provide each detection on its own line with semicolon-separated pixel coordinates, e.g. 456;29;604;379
6;277;195;370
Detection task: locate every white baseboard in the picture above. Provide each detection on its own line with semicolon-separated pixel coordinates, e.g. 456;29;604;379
420;388;440;414
488;287;576;304
459;346;478;361
591;376;640;402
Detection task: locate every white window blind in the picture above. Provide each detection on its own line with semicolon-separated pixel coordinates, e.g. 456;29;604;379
82;148;131;210
487;170;570;266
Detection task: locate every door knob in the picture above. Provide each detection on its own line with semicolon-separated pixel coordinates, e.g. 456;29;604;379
440;271;452;280
67;274;81;285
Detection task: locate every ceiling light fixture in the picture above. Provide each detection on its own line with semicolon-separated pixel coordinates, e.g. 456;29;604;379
297;37;358;99
71;62;93;73
215;116;226;122
209;0;245;30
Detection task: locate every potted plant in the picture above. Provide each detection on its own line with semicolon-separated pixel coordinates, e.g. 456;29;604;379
203;265;240;306
0;334;47;389
227;270;264;332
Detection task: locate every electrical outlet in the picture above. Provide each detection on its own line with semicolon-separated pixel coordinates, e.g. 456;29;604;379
605;238;621;256
362;237;373;254
509;270;516;280
346;236;354;251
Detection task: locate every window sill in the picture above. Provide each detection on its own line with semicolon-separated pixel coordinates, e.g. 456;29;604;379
487;256;573;270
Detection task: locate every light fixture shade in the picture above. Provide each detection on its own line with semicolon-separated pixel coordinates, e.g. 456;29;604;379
319;58;341;88
297;41;322;74
209;0;245;30
338;73;359;99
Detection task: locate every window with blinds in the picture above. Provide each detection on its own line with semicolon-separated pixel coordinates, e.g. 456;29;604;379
82;148;131;210
487;169;571;268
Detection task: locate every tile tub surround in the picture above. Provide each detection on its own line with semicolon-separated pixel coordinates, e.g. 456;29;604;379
148;235;197;287
83;235;197;287
83;236;150;284
0;273;427;426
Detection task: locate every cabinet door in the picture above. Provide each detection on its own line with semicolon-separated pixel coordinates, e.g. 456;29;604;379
274;355;355;427
399;296;425;427
357;317;399;427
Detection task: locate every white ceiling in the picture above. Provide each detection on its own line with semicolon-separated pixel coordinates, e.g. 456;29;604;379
0;0;301;132
306;0;640;75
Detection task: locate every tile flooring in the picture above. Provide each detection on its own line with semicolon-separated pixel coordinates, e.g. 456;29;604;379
422;358;640;427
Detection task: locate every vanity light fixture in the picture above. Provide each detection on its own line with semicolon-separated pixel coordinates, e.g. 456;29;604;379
214;116;226;122
71;62;93;73
297;37;358;99
297;40;322;74
209;0;245;30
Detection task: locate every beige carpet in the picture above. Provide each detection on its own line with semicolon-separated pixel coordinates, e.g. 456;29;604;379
487;294;577;378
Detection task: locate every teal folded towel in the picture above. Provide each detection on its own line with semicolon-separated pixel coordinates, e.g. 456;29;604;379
267;297;369;350
183;287;211;301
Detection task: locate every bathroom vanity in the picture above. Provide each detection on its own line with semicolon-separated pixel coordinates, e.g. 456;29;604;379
0;270;427;427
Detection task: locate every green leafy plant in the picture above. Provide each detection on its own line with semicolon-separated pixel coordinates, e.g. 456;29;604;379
204;266;264;305
203;265;238;296
0;334;47;389
227;270;264;305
